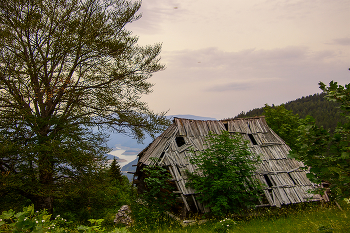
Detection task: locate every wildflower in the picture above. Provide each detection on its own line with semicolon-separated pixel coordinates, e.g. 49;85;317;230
42;220;45;222
0;219;2;221
36;221;38;223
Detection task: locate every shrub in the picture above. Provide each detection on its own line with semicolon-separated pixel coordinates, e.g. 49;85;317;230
186;131;262;217
0;205;130;233
131;161;176;230
214;218;237;233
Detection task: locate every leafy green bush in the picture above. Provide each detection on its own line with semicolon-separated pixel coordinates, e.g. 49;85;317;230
0;205;67;232
186;131;262;217
54;167;133;224
131;162;176;231
0;205;131;233
213;218;237;233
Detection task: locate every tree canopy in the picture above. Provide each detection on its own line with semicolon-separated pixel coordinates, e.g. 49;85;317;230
291;81;350;199
235;93;346;132
263;104;300;150
0;0;169;213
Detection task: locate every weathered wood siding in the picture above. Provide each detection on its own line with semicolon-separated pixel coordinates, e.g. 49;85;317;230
135;116;324;213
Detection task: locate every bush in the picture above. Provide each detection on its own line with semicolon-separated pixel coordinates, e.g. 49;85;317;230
131;162;176;230
0;205;131;232
0;205;68;232
186;131;262;217
213;218;237;233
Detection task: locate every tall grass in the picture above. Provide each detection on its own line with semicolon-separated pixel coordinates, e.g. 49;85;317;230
134;201;349;233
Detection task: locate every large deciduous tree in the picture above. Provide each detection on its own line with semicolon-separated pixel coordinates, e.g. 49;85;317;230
0;0;169;213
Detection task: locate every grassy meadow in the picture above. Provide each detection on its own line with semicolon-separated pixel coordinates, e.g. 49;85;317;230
133;201;349;233
1;200;349;232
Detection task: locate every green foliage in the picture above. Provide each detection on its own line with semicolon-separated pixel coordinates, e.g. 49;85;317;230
291;81;350;199
0;0;169;212
290;116;331;183
0;205;67;232
109;158;123;184
213;218;236;233
142;164;176;213
239;80;350;200
132;162;176;230
186;131;262;217
0;205;130;232
263;104;300;150
53;167;133;224
236;93;346;132
319;81;350;119
77;219;106;233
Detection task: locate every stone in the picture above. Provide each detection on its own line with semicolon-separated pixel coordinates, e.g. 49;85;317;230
114;205;133;226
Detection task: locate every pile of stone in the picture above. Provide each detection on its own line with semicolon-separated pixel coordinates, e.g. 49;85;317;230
114;205;133;226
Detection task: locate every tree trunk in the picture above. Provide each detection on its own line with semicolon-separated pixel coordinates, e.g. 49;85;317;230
35;140;55;214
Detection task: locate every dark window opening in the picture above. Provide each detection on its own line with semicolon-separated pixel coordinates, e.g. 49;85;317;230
264;174;273;187
248;134;258;145
175;136;186;147
176;165;183;176
159;152;165;160
223;123;228;131
288;173;296;185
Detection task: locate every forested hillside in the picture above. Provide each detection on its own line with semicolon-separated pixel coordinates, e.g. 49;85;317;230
235;93;347;131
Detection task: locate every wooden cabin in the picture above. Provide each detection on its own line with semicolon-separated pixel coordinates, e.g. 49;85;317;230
133;116;325;215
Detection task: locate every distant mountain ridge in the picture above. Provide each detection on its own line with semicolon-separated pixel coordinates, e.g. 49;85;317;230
235;93;346;132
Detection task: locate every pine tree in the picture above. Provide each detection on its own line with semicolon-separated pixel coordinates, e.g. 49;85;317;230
109;158;123;183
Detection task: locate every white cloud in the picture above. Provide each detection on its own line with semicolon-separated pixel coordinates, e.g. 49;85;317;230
127;0;185;34
128;0;350;119
143;46;349;119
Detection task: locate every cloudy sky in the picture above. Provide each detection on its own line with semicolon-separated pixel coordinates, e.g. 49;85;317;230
127;0;350;120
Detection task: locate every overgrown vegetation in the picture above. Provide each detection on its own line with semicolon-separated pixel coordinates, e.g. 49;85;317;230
263;104;300;150
290;81;350;199
0;0;348;226
236;93;347;132
131;163;176;231
186;131;262;217
2;201;350;232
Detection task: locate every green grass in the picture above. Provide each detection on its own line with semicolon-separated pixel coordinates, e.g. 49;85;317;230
132;201;350;233
1;201;348;232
